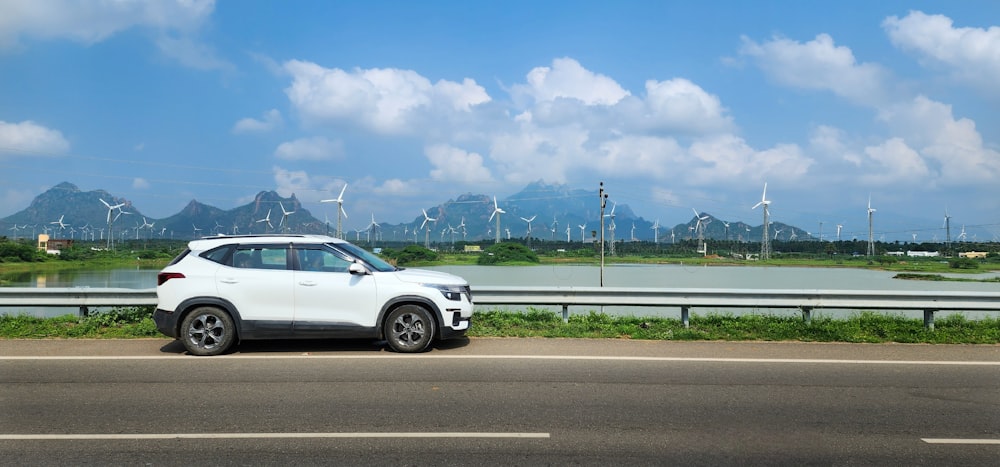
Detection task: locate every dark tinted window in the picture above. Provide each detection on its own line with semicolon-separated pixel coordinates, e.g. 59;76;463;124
200;245;234;264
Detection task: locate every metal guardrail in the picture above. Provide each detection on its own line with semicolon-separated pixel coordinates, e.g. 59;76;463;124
472;286;1000;330
2;286;999;330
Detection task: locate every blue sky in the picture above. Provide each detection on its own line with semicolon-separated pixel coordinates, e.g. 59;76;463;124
1;0;999;242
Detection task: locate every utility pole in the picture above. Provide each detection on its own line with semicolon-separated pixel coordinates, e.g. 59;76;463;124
599;182;607;287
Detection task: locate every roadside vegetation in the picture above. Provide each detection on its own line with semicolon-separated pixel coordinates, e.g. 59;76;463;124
1;306;998;344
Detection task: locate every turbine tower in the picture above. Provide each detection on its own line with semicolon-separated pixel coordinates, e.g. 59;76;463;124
651;219;660;244
943;208;952;251
578;223;586;242
866;195;876;257
278;202;295;233
320;184;348;239
488;196;505;243
420;209;436;248
752;183;771;260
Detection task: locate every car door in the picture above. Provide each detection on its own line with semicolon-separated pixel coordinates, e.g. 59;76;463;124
215;244;294;333
291;245;379;335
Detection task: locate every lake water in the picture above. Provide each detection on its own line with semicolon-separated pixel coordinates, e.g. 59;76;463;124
2;264;998;318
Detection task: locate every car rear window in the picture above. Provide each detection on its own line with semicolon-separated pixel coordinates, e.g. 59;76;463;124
200;245;234;264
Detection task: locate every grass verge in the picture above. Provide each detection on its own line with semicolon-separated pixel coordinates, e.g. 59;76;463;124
1;306;998;344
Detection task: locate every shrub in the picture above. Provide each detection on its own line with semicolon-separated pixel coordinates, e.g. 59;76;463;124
477;242;539;265
381;245;438;265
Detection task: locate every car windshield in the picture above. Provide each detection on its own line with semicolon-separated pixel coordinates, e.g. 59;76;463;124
334;241;397;272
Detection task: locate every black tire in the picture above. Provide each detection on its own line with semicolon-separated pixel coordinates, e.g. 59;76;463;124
180;306;236;356
384;304;435;353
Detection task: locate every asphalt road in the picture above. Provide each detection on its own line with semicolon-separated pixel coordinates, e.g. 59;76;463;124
1;338;998;465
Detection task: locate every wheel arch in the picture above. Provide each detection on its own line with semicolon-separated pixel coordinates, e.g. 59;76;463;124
377;296;442;340
174;296;244;343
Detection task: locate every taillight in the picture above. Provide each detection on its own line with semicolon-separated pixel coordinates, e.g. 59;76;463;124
157;272;185;286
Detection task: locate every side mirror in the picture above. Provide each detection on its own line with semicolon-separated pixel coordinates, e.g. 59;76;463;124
348;262;369;275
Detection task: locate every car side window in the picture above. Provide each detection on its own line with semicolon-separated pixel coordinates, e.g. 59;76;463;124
233;247;287;270
201;245;233;265
299;248;352;272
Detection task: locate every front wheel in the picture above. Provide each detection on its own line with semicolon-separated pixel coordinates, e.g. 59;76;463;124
384;305;435;353
180;307;235;356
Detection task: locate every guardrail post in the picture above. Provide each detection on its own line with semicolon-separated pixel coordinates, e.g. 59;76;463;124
923;310;936;331
681;307;689;329
801;307;812;325
562;304;569;323
78;306;89;318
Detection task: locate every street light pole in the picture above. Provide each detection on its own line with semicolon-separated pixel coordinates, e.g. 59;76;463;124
599;182;607;287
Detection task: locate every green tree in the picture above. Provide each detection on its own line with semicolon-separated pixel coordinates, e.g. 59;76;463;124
477;242;539;265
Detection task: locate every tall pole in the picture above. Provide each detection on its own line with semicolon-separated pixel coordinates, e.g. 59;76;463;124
599;182;607;287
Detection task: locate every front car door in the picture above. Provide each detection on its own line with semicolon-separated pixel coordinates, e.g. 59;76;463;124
291;245;379;337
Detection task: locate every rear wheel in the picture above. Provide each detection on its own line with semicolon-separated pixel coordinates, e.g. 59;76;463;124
180;307;235;356
384;305;435;353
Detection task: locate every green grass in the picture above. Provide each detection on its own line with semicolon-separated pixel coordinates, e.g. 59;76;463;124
2;306;998;344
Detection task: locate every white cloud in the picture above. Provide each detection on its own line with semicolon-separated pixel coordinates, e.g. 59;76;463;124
233;109;283;133
426;144;493;183
0;120;70;156
274;136;343;161
738;33;888;104
861;138;930;183
687;135;812;184
512;57;629;106
132;178;150;189
155;33;232;72
596;136;684;179
272;166;311;198
282;60;489;133
883;11;1000;94
0;0;227;70
878;95;1000;183
633;78;732;133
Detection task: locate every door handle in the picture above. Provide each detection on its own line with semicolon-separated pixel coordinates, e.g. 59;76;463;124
299;281;317;286
219;278;238;284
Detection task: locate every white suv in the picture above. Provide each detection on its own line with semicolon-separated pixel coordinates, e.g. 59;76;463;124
154;234;473;355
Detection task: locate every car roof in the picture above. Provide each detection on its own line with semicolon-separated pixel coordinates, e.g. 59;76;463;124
186;234;346;250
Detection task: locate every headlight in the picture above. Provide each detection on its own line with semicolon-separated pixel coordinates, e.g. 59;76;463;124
425;284;466;301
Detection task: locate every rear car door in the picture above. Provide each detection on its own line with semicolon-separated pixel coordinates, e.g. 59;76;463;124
215;244;295;331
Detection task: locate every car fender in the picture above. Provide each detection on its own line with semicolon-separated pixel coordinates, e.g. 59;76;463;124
377;295;443;339
174;296;244;341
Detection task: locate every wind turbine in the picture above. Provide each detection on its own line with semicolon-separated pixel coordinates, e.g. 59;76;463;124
866;195;876;257
565;225;571;242
278;202;295;233
320;183;348;239
752;183;771;260
192;223;203;238
420;209;436;248
457;217;467;241
651;220;660;244
256;208;274;233
603;202;617;255
630;222;636;242
487;196;505;243
50;214;68;233
836;224;843;242
692;208;710;255
578;223;586;242
368;213;380;245
520;215;536;247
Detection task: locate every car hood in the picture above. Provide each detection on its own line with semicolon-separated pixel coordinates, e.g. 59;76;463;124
392;267;468;285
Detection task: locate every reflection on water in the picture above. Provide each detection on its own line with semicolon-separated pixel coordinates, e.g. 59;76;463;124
2;264;997;318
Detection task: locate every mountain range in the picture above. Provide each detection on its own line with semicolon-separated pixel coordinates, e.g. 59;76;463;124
1;181;814;243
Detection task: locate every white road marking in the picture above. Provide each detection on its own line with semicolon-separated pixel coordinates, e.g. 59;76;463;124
1;355;998;365
0;432;549;440
922;438;1000;445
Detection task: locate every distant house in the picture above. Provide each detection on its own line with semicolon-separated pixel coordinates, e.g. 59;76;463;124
906;251;940;257
959;251;988;259
37;234;73;255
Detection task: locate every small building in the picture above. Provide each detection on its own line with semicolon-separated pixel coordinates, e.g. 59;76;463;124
906;251;940;257
959;251;988;259
37;234;72;255
463;245;482;252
